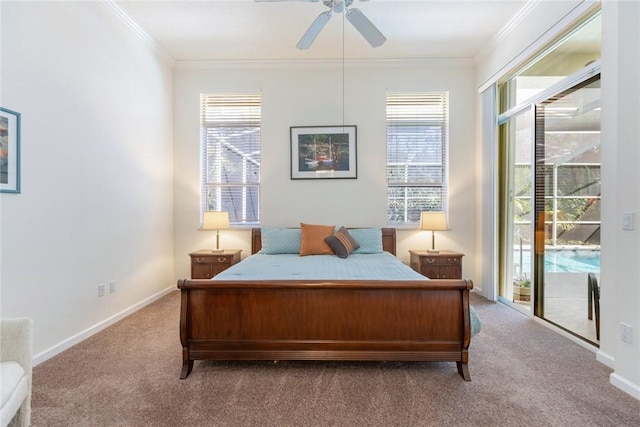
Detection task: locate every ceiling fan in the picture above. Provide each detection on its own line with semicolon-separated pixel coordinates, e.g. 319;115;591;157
255;0;387;50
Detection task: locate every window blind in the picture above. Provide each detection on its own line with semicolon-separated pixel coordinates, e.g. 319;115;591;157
386;92;449;225
200;93;261;225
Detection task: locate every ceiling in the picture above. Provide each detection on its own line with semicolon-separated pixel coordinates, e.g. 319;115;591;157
114;0;530;61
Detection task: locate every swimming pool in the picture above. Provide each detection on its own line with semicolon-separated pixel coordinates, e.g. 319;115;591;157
516;249;600;273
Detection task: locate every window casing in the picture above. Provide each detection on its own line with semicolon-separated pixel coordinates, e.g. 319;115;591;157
200;93;261;225
386;92;449;226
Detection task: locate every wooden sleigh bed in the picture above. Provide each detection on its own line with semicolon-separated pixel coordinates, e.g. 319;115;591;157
177;228;475;380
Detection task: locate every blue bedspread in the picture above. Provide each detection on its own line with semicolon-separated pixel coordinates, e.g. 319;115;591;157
214;252;427;281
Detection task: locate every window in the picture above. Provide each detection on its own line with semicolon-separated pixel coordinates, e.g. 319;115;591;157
200;93;261;225
386;92;449;225
498;13;601;114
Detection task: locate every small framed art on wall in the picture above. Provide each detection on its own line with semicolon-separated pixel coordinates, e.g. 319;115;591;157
290;125;357;180
0;107;21;194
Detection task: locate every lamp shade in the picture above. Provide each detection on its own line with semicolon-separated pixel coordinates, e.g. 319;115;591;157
202;211;230;230
420;212;447;231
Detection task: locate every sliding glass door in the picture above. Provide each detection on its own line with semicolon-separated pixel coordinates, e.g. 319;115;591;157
533;75;601;344
498;109;533;310
496;10;601;344
498;74;601;344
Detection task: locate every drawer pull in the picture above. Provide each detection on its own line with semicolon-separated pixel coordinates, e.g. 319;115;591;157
196;257;206;263
426;258;435;264
217;257;227;263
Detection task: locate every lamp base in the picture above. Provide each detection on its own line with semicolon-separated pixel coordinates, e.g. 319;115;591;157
210;248;224;253
427;249;440;254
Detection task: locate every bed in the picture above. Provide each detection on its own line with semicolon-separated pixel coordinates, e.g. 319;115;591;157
177;226;476;381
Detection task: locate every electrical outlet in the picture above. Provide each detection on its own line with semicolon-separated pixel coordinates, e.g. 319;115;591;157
98;283;105;298
109;280;116;294
622;212;634;230
620;323;632;344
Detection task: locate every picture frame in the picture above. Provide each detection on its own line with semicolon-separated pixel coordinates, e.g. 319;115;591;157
290;125;357;180
0;107;21;194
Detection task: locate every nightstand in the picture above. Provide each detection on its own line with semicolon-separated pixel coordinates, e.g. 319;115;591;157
409;250;464;279
189;249;241;279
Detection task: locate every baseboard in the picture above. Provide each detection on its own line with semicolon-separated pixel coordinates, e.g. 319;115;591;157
596;349;615;369
610;372;640;401
470;288;484;296
33;285;176;366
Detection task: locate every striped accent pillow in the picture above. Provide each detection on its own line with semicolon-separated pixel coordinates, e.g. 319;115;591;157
325;227;361;258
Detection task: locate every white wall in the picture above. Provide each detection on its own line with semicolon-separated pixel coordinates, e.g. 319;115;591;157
475;0;640;400
173;60;478;286
0;2;175;361
600;0;640;399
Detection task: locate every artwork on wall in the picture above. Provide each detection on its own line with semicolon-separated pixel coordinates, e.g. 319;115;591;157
0;107;21;194
290;125;357;180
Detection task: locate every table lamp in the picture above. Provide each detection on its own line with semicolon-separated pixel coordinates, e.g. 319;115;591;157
420;211;448;253
202;211;230;253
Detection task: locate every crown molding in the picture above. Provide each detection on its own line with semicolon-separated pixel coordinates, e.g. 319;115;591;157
174;57;475;70
474;0;541;63
102;0;175;66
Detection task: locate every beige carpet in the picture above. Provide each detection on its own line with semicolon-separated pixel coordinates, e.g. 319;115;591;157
31;291;640;426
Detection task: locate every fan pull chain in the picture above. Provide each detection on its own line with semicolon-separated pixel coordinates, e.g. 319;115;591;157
342;8;345;129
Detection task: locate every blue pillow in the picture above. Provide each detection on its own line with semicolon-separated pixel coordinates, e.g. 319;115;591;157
349;228;383;254
261;227;301;254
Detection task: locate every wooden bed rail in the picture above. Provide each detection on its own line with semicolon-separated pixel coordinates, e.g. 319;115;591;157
177;278;473;290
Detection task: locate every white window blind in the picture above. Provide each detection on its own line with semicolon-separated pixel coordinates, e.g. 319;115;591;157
386;92;449;225
200;93;261;225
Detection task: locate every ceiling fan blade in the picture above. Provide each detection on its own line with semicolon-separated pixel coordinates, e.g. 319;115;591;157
296;11;332;50
345;7;386;48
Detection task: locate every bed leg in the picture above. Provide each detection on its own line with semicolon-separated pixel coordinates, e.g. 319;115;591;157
457;361;471;381
180;360;193;379
180;348;193;379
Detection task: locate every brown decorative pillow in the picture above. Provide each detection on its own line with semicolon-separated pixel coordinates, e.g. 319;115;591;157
299;223;335;256
325;227;361;258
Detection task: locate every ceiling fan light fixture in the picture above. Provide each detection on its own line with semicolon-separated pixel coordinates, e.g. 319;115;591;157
331;0;344;13
256;0;385;49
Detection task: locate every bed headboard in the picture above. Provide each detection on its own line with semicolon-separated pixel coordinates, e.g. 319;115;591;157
251;228;396;256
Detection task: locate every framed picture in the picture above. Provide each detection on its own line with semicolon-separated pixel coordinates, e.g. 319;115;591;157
290;125;357;180
0;107;21;194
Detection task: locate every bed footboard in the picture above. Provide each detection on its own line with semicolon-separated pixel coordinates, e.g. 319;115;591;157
177;279;474;381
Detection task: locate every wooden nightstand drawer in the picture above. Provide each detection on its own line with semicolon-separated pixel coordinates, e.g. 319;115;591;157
189;250;241;279
420;255;461;266
192;255;232;265
409;250;464;279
